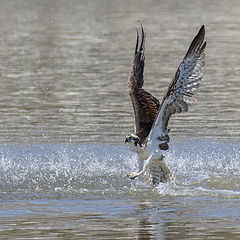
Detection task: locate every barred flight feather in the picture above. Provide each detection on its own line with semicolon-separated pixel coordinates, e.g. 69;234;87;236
149;25;206;148
126;25;206;186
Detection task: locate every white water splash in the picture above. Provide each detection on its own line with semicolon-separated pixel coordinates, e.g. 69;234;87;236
0;140;239;199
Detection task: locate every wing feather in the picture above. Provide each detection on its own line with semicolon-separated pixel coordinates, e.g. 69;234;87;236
128;25;145;89
128;25;160;144
149;25;206;149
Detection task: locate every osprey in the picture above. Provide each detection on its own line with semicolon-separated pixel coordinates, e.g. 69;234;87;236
125;25;206;185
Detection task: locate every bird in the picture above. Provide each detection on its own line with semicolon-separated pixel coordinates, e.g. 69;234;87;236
125;24;206;186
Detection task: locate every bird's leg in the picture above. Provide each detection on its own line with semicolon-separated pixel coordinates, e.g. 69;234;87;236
127;155;154;180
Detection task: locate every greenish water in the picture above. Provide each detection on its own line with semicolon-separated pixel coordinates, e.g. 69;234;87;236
0;0;240;239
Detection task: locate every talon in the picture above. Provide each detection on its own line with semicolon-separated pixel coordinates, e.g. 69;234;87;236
127;172;138;180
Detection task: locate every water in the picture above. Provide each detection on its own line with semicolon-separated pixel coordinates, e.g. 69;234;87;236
0;141;240;239
0;0;240;239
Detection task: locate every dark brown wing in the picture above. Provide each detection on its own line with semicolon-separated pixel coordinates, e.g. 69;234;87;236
128;25;160;144
149;25;206;148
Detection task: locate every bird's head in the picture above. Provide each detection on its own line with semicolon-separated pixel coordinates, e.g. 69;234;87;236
125;134;141;147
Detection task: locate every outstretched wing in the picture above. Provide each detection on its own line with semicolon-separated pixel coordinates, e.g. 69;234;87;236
149;25;207;150
128;25;160;144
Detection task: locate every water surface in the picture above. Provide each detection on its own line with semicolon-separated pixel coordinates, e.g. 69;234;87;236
0;141;240;239
0;0;240;239
0;0;240;144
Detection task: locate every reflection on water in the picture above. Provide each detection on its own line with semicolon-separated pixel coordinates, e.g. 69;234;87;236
0;0;240;239
1;196;240;239
0;0;240;144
